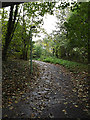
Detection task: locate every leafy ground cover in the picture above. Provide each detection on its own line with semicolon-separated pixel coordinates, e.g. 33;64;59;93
37;57;88;73
2;59;40;109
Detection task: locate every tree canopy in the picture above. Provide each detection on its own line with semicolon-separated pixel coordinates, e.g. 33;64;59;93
0;1;89;64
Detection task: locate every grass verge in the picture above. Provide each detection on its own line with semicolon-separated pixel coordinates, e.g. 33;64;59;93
37;57;88;74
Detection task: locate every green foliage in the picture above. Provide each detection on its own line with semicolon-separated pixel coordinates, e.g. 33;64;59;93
1;1;88;63
51;2;88;64
33;45;42;58
38;57;88;73
65;3;88;49
1;2;57;60
0;9;8;46
7;23;24;58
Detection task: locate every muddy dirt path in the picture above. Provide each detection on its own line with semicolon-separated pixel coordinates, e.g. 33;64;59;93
3;60;89;118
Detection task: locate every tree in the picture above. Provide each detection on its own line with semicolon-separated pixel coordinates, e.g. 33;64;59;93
2;2;57;61
64;2;88;63
33;44;42;58
2;5;19;61
1;1;72;61
49;2;88;63
0;8;8;47
51;6;69;59
22;5;28;60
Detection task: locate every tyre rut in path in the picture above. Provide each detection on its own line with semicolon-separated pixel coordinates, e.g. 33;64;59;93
3;60;89;118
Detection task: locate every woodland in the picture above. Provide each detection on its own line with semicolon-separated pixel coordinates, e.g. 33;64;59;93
1;1;89;118
1;2;88;63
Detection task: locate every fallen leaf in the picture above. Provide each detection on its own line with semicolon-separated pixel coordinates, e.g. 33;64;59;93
74;105;78;107
62;109;67;114
8;101;12;104
64;102;68;105
31;113;35;118
9;106;14;110
4;114;8;117
15;101;18;103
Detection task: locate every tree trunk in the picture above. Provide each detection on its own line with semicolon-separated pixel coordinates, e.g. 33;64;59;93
22;5;27;60
2;5;18;61
53;48;55;56
55;46;58;58
22;42;27;60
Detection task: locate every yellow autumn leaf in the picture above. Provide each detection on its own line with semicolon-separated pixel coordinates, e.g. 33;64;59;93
15;101;18;103
8;98;11;100
64;102;68;105
75;105;78;107
62;109;66;112
9;106;14;110
8;101;12;104
62;109;67;114
20;92;23;95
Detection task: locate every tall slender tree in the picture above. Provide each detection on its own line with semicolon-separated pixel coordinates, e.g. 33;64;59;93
2;5;19;61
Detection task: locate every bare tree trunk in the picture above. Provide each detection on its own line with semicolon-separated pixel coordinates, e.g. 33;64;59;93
2;5;18;61
22;5;27;60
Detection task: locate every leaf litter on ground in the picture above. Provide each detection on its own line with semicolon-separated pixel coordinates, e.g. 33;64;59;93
2;59;40;109
2;59;90;118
